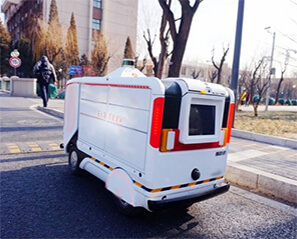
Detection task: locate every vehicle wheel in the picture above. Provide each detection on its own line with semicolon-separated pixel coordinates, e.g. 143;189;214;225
114;196;143;216
68;146;83;175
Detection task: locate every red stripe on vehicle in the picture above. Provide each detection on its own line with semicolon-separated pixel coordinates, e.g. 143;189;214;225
66;82;150;89
81;82;150;89
172;129;220;151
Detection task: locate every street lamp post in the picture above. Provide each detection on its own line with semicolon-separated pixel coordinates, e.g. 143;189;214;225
230;0;245;125
264;28;276;111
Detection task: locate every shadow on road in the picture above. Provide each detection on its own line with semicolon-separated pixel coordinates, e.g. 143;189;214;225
1;152;296;238
1;156;196;238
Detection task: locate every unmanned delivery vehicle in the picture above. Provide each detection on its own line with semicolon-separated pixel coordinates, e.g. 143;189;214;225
62;60;235;215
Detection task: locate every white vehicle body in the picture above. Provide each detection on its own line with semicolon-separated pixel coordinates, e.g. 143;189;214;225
63;65;235;212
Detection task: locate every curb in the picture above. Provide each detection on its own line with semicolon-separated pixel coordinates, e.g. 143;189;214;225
231;129;297;149
37;106;64;119
225;163;297;204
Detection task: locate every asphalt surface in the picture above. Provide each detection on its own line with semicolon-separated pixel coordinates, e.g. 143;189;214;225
0;95;63;143
1;151;296;239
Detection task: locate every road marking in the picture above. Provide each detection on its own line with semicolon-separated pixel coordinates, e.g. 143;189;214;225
48;141;60;150
6;143;21;153
9;148;21;153
1;141;62;154
27;142;42;152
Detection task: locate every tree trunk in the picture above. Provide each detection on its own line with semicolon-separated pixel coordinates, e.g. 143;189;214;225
275;74;284;105
217;68;222;85
159;0;201;77
168;36;187;77
157;43;167;79
253;103;258;117
168;16;192;77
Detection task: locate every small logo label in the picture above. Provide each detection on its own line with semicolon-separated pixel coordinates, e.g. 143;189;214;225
216;151;226;156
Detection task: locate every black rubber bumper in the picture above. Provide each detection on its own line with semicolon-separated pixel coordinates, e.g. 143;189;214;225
148;182;230;211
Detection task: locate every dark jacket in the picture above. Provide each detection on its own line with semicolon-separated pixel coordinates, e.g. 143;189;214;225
33;56;57;84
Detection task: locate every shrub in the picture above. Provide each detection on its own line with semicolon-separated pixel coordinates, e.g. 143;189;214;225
269;97;275;105
252;95;263;103
286;99;292;106
278;98;285;105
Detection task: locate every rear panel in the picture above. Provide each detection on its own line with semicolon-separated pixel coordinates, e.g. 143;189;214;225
145;78;233;190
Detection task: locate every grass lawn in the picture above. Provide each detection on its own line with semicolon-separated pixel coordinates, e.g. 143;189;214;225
234;111;297;140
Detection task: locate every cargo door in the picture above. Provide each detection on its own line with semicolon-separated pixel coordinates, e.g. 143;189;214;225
104;86;151;170
160;84;226;152
78;84;108;150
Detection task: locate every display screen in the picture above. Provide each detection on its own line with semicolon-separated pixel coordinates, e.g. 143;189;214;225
189;104;215;136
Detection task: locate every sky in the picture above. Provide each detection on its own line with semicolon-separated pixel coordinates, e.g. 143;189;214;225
1;0;296;77
138;0;297;78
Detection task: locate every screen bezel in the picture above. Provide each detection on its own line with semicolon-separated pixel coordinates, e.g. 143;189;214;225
178;93;225;144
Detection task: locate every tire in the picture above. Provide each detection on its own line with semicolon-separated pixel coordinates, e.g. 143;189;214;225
68;146;83;175
114;196;143;216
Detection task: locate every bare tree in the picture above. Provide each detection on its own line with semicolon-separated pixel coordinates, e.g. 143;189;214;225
157;5;171;78
143;1;171;79
158;0;203;77
211;45;229;84
143;29;158;76
275;51;289;104
135;55;147;72
250;58;270;116
191;68;202;79
208;69;218;83
236;67;251;112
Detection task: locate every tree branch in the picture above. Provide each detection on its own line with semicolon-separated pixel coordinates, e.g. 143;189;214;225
158;0;177;39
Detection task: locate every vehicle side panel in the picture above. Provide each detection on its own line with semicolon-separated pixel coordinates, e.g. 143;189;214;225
63;81;80;151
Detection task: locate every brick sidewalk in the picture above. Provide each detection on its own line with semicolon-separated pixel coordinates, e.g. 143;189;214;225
229;138;297;181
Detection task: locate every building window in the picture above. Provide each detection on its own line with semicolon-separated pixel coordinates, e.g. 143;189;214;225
92;19;101;30
93;0;102;9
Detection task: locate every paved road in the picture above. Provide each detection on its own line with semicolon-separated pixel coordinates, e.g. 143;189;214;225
0;95;63;144
1;150;296;238
0;95;63;154
1;94;296;238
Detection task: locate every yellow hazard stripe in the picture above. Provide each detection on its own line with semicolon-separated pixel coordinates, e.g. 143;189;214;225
91;157;224;194
91;157;114;171
135;176;225;193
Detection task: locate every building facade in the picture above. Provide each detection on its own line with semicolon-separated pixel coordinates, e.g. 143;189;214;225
1;0;138;72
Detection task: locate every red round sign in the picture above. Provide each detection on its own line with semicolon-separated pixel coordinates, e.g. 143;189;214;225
9;57;22;68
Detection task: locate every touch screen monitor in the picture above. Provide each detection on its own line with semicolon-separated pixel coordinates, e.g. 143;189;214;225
179;94;225;144
189;105;215;136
